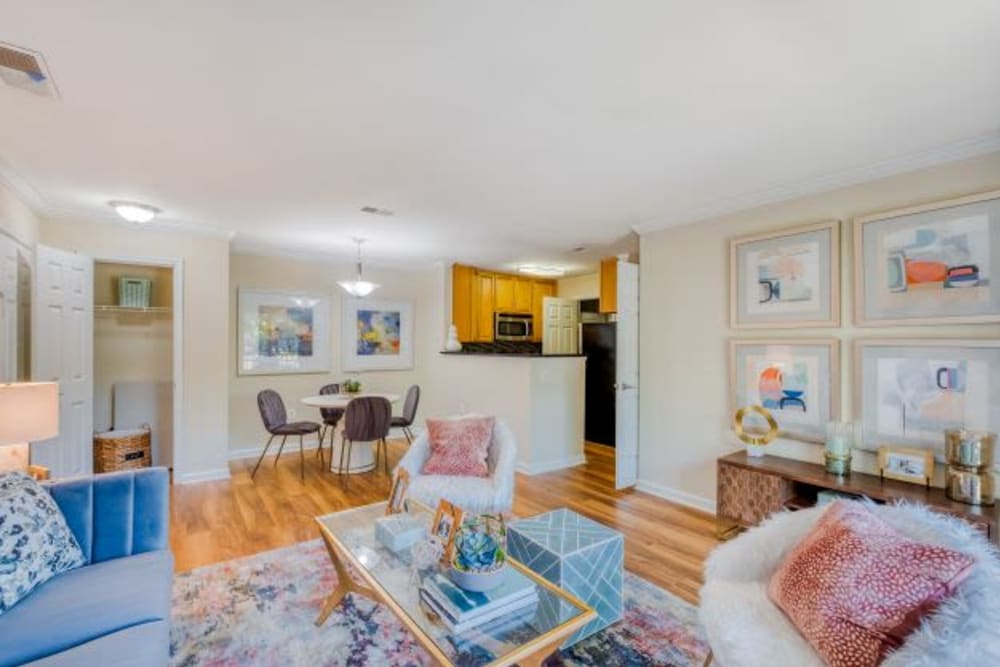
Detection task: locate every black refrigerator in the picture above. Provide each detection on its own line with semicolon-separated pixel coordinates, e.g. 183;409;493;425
582;322;616;447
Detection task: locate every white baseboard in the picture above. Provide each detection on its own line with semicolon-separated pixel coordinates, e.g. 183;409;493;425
517;454;587;476
635;478;717;515
229;441;322;461
174;468;232;484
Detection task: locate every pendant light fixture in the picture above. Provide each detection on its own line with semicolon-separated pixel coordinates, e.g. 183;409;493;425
338;238;379;297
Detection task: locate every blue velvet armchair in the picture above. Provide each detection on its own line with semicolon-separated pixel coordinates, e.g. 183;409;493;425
0;468;173;667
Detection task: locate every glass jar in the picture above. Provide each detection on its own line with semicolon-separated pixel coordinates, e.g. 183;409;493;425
824;421;858;476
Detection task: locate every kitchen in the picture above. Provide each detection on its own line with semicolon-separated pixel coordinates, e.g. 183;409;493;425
438;259;637;483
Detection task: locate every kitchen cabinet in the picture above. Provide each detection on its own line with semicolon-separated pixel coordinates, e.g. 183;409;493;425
599;257;617;313
531;281;556;342
451;264;557;343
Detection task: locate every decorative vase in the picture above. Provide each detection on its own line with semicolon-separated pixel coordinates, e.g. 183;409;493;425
448;514;507;592
444;324;463;352
448;562;507;592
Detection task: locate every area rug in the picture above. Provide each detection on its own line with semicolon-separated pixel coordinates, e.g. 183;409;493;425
170;540;709;667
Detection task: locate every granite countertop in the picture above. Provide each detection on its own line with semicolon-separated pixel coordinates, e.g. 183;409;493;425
440;350;584;358
440;341;583;357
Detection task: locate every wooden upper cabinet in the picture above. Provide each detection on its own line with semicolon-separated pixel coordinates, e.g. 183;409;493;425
531;280;556;342
599;257;618;313
513;279;532;313
494;274;515;312
473;271;496;341
451;264;475;342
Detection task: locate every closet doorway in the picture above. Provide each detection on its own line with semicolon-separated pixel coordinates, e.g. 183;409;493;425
93;258;180;470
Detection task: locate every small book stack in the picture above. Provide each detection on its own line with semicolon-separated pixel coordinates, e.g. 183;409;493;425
420;569;539;634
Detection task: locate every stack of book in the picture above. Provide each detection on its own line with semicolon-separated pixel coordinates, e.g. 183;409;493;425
420;568;539;634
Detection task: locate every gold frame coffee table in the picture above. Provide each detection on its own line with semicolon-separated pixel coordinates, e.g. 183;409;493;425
315;501;597;667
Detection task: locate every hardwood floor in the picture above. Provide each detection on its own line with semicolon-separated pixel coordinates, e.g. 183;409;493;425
169;441;718;604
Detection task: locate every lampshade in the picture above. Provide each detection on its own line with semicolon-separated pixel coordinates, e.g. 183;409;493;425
0;382;59;445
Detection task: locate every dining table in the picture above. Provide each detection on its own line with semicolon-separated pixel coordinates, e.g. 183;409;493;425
300;392;401;474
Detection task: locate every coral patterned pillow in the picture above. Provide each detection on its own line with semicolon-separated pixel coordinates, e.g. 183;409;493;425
421;416;495;477
769;501;974;667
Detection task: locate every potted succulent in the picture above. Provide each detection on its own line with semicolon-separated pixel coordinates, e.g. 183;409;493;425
448;515;507;592
343;378;362;394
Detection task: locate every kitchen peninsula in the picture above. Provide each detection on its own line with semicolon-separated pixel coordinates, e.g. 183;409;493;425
436;344;586;475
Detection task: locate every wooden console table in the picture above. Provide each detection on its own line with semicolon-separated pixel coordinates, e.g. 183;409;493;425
717;451;998;544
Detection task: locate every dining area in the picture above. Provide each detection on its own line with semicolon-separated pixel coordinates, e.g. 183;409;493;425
251;382;421;485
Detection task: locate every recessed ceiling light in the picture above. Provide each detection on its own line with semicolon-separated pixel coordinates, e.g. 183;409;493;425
108;200;160;224
517;265;566;277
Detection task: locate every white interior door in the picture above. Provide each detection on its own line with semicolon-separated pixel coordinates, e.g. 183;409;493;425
32;244;93;478
615;260;639;489
541;297;580;355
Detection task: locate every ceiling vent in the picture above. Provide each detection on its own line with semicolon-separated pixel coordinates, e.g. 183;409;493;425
0;42;57;98
360;205;394;217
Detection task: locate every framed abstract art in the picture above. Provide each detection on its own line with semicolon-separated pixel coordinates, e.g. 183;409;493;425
854;340;1000;455
237;288;331;375
341;297;414;371
730;220;840;328
854;189;1000;326
729;339;840;443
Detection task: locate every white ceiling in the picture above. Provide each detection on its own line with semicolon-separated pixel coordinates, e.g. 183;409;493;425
1;1;999;273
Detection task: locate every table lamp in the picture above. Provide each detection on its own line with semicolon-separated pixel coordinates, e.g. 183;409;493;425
0;382;59;480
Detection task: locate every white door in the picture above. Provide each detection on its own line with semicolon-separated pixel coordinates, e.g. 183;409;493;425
32;245;93;478
0;235;18;382
541;297;580;355
615;260;639;489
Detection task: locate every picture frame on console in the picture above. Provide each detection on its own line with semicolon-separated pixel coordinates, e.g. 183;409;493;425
854;339;1000;456
729;339;840;443
729;220;840;328
853;189;1000;326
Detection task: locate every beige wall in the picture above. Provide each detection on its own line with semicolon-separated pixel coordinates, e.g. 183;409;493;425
41;218;230;481
229;254;449;455
557;273;599;300
638;152;1000;512
0;181;40;247
93;262;173;433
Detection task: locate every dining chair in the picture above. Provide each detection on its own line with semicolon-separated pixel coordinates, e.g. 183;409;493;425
317;383;344;465
338;396;392;488
252;389;322;481
390;384;421;445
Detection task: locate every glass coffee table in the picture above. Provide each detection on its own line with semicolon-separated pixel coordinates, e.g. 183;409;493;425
315;501;596;667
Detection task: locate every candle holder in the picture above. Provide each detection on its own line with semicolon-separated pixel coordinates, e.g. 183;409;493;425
944;429;996;506
825;422;858;477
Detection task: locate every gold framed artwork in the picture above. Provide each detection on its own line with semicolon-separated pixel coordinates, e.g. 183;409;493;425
853;189;1000;326
878;446;934;486
431;500;464;563
729;339;840;443
386;468;410;516
730;220;840;328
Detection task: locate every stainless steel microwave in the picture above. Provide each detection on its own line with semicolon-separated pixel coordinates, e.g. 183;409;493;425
495;313;533;341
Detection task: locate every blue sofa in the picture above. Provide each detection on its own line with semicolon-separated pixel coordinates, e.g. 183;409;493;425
0;468;173;667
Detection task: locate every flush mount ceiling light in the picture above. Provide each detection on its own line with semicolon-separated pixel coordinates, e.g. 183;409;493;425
108;200;161;224
337;238;380;298
517;264;566;277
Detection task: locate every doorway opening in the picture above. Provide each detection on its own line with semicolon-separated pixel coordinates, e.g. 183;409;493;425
93;260;176;469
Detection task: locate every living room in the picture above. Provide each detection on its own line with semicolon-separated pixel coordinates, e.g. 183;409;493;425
2;3;1000;666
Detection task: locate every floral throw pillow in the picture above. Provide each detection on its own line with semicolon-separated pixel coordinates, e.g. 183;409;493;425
422;416;495;477
769;501;975;667
0;471;86;614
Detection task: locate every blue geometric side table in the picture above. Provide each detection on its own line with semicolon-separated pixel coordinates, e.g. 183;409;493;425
507;508;624;647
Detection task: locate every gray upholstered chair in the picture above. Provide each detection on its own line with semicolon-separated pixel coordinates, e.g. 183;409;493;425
391;384;421;444
317;383;344;463
339;396;392;488
252;389;321;481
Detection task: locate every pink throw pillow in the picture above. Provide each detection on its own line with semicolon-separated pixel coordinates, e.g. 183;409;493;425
421;416;495;477
769;501;974;667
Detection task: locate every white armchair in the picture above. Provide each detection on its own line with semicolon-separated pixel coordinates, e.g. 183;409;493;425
395;418;517;515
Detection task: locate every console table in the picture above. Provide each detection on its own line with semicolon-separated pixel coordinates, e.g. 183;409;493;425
716;451;999;544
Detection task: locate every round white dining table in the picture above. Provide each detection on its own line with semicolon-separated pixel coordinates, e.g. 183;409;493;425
300;393;401;474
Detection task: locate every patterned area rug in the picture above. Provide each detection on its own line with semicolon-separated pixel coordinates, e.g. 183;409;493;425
171;540;709;667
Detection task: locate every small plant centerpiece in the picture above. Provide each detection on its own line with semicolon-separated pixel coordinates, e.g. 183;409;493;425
343;379;362;394
448;514;507;592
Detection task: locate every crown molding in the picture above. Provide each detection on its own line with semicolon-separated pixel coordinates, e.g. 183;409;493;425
0;154;46;213
230;238;440;272
633;132;1000;235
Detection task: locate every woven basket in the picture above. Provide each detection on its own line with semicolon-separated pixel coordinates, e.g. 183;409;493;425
94;427;152;473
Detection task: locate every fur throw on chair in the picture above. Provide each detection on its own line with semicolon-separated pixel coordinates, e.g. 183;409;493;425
699;502;1000;666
